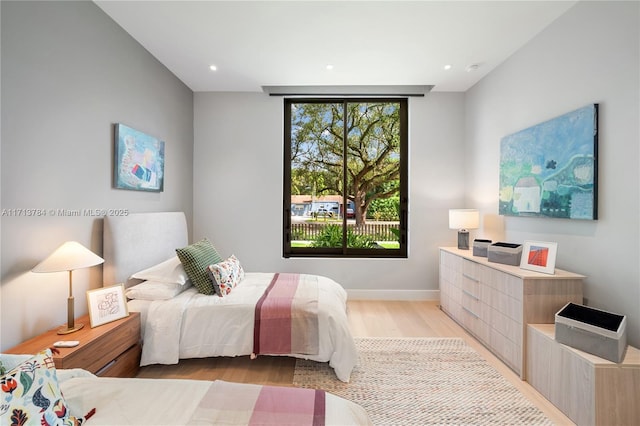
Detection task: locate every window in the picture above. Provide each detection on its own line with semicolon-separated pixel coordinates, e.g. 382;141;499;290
283;98;408;258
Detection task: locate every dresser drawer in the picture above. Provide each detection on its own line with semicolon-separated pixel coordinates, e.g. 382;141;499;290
486;268;523;300
461;306;490;345
462;259;481;281
441;250;463;270
461;273;480;299
491;307;522;344
461;288;481;317
491;289;522;322
440;266;462;288
491;328;521;374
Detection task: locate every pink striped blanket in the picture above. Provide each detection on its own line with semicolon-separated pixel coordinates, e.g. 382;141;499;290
253;273;319;356
189;380;325;425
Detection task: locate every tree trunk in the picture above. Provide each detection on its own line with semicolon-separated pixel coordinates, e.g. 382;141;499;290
354;191;366;226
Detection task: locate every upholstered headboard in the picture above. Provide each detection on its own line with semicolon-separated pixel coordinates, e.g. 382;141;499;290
103;212;188;287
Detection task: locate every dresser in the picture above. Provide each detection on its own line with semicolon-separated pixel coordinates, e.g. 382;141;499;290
439;247;584;379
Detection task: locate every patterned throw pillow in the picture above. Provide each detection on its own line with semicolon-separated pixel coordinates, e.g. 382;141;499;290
207;255;245;297
176;238;223;295
0;349;92;425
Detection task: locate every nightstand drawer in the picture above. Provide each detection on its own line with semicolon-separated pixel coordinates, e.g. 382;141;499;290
62;313;141;374
96;342;141;377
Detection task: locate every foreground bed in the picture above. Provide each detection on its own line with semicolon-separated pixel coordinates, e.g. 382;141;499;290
103;212;358;382
0;352;371;425
62;375;371;425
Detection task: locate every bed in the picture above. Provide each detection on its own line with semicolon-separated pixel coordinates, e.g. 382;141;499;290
0;351;371;425
103;212;358;382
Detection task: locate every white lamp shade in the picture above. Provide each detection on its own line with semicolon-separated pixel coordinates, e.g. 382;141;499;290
449;209;479;230
32;241;104;273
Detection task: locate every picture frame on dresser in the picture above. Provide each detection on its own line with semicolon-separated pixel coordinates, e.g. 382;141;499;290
87;284;129;328
520;241;557;275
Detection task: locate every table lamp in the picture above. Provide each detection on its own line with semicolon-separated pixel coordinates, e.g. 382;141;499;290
32;241;104;334
449;209;479;250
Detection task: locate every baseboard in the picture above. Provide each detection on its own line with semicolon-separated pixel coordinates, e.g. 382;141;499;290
347;289;440;301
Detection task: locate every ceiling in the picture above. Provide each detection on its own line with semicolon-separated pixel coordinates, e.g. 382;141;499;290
94;1;577;93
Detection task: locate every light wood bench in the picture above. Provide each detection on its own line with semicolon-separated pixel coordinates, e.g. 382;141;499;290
527;323;640;425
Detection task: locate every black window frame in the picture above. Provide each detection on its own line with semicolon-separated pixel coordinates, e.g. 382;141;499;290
283;97;408;258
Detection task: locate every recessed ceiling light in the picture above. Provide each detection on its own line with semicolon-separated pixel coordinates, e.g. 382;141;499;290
444;64;452;70
326;64;334;70
466;64;480;72
209;65;217;71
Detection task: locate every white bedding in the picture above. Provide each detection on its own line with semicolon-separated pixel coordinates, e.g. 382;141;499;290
128;272;358;382
59;374;371;425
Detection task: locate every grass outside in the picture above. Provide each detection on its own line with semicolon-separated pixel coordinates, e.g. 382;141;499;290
377;241;400;249
291;241;400;249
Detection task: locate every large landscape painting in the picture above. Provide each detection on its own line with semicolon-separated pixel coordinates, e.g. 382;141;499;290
499;104;598;220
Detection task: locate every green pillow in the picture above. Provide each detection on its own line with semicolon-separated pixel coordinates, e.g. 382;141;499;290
176;238;223;295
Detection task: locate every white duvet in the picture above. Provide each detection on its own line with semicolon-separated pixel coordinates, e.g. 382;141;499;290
128;273;358;382
59;373;371;425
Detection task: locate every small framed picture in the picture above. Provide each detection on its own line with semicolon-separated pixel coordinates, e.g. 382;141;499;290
520;241;558;274
86;284;129;328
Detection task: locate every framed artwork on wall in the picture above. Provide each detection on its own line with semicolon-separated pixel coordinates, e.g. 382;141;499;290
499;104;598;220
520;241;557;275
86;284;129;328
114;123;165;192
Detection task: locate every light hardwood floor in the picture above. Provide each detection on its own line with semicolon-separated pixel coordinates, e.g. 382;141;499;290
137;300;574;425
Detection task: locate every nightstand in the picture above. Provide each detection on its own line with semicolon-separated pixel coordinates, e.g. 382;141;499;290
6;312;141;378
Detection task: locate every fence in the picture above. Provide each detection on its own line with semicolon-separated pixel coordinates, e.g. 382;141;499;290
291;222;399;241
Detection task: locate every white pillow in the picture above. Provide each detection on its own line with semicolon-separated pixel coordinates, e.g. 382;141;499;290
57;368;97;383
130;256;189;285
125;280;190;301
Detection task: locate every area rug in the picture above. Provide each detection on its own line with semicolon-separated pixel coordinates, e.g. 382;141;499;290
293;337;552;425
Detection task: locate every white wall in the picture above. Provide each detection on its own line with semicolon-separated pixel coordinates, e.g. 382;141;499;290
0;1;194;350
193;92;466;298
465;1;640;346
4;0;636;351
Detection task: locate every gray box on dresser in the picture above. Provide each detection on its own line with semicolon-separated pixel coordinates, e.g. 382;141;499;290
555;302;627;363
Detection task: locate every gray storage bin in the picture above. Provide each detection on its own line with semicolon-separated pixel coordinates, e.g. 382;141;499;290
487;242;522;266
555;302;627;363
472;239;492;257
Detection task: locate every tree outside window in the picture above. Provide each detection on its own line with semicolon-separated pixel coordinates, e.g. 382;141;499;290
284;98;408;258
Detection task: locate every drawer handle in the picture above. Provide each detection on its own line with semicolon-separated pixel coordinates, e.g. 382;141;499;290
462;306;479;319
462;273;479;282
462;289;480;301
95;360;116;376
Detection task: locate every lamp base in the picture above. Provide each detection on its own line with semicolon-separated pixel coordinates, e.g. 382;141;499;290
57;323;84;335
457;230;470;250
